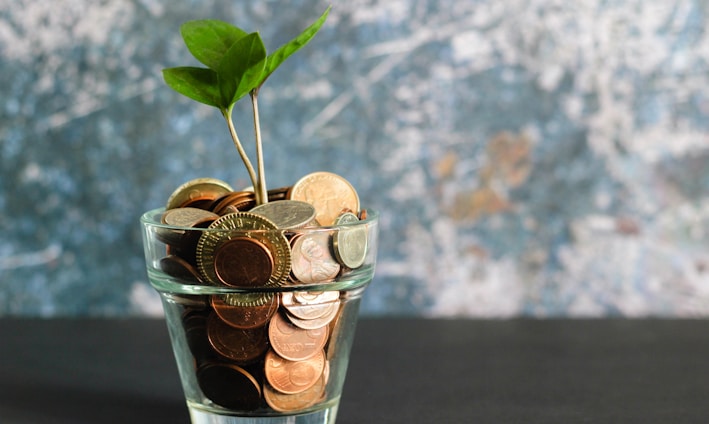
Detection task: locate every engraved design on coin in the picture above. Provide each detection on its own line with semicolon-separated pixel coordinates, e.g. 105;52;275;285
166;177;234;210
289;172;360;226
285;301;340;330
281;291;340;321
251;200;317;229
196;213;291;287
207;312;269;364
213;237;274;287
211;293;279;329
268;312;328;361
290;232;340;284
332;211;368;269
263;365;328;411
264;349;326;395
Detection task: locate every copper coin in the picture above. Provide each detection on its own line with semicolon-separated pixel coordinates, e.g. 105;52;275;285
159;255;204;283
207;313;269;364
213;237;274;287
288;172;360;226
211;293;279;329
196;213;291;287
332;212;368;269
290;232;340;284
264;349;325;395
210;191;257;215
166;178;234;210
182;310;213;364
197;362;261;410
267;186;291;202
281;291;340;320
263;368;328;412
268;312;328;361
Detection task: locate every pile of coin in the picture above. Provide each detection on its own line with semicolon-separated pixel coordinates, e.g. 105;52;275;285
154;171;371;412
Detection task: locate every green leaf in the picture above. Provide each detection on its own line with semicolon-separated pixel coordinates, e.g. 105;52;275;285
217;32;267;106
258;6;331;88
162;67;221;107
180;20;248;69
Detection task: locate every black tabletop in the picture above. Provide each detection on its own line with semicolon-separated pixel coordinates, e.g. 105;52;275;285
1;318;708;423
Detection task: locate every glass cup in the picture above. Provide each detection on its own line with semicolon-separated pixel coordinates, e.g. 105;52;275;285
140;207;378;424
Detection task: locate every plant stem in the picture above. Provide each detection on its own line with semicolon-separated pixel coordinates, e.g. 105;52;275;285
251;89;268;205
221;106;260;202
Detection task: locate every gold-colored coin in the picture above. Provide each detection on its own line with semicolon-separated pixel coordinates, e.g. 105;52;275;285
166;178;234;210
196;212;291;287
288;172;360;226
332;211;368;269
250;200;317;229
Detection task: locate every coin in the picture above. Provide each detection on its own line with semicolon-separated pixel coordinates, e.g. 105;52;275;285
332;211;368;269
213;237;274;287
263;367;327;411
197;362;261;410
182;310;213;364
294;291;340;305
289;172;360;226
207;313;269;364
156;208;219;247
159;255;204;283
250;200;317;229
285;302;339;330
290;232;341;284
210;191;257;215
196;212;291;287
264;349;325;395
211;293;279;329
162;207;220;228
281;291;340;320
267;187;291;202
166;178;234;210
268;312;328;362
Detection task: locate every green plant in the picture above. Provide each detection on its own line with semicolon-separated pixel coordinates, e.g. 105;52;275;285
163;6;331;205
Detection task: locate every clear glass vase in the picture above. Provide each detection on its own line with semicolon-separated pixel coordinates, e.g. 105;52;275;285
140;207;378;424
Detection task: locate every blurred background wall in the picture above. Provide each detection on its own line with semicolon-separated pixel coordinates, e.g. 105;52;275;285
1;0;708;317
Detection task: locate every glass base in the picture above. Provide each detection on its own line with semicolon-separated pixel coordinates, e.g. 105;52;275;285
188;403;339;424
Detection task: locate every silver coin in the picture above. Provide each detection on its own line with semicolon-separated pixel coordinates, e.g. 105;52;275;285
332;212;368;269
251;200;317;229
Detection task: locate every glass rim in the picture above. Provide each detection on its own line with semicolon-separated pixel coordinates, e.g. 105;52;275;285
140;207;379;233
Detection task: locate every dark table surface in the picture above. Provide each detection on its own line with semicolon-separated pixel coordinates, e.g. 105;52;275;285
1;318;708;423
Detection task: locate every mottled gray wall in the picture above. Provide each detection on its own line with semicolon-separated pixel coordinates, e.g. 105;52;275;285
2;0;709;317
